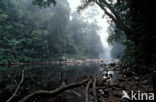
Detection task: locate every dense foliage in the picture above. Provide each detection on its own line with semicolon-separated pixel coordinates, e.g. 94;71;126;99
77;0;156;74
0;0;103;64
108;0;156;74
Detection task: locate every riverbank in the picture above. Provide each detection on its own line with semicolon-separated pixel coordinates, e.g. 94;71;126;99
6;63;153;102
0;58;119;66
0;60;154;102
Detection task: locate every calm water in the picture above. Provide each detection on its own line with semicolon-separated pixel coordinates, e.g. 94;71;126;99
0;63;120;102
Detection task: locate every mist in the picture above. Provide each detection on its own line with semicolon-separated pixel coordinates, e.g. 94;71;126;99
68;0;121;61
1;0;154;102
0;0;126;63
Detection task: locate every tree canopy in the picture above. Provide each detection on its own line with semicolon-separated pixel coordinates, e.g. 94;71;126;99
78;0;156;73
1;0;156;73
0;0;103;64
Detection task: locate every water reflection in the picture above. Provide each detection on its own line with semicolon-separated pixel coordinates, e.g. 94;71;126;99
0;63;119;102
0;64;100;101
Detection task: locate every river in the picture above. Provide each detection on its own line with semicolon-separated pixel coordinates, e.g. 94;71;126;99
0;63;120;102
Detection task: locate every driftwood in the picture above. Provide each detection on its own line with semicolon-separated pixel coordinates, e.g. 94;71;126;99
65;90;82;97
6;69;24;102
85;79;92;102
93;75;98;102
4;62;151;102
19;78;89;102
77;75;88;81
6;71;115;102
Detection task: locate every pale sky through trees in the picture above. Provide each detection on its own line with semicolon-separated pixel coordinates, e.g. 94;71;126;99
67;0;112;59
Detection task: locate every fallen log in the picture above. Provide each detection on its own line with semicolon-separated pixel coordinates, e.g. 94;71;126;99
85;79;92;102
77;75;88;81
93;75;98;102
6;69;24;102
65;90;82;97
19;78;89;102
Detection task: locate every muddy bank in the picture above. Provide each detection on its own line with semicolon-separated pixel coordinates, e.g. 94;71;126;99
98;64;154;102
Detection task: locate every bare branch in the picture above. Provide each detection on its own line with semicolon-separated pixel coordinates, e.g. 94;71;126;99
19;78;89;102
96;0;132;38
93;75;98;102
85;79;92;102
6;69;24;102
96;1;117;22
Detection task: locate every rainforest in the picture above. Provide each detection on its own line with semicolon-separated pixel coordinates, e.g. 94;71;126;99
0;0;156;102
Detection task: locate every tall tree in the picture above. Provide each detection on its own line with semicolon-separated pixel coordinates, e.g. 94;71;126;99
78;0;132;39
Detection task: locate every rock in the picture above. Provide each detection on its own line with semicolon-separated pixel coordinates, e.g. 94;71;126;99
100;63;106;67
123;75;127;78
103;89;109;96
98;89;104;95
61;56;66;61
128;78;132;81
133;76;140;81
114;67;120;71
109;63;116;67
118;78;126;82
108;80;119;86
109;73;113;78
125;71;134;77
100;59;104;62
141;79;151;85
122;69;127;73
105;73;108;77
113;91;123;98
